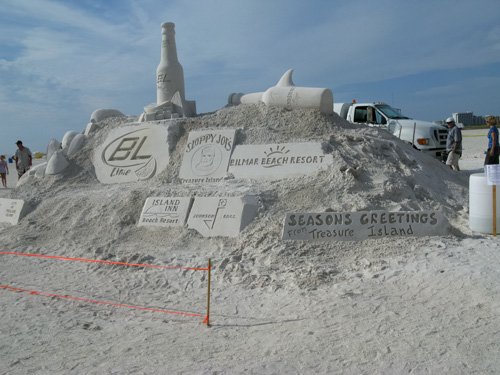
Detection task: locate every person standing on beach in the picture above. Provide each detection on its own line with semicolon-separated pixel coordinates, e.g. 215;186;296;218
14;140;32;178
445;117;462;171
0;155;8;187
484;116;499;165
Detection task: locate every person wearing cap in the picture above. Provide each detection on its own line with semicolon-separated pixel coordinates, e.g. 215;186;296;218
14;140;32;178
484;116;499;165
445;117;462;171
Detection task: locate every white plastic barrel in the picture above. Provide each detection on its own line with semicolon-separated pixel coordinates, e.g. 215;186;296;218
469;173;500;233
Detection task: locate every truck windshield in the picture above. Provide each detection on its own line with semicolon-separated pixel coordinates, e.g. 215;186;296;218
375;104;410;120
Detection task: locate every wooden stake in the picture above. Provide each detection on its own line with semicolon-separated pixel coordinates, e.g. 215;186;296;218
205;258;212;326
493;185;497;236
412;122;416;146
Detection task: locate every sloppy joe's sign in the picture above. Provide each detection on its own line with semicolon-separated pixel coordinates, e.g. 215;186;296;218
94;124;171;184
282;210;447;241
179;129;235;184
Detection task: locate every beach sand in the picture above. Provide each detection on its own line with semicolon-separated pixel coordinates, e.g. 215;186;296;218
0;108;498;374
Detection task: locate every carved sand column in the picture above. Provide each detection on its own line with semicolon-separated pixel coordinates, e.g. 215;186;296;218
156;22;185;104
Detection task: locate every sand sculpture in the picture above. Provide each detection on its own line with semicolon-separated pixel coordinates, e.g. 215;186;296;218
228;69;334;115
2;19;499;373
18;21;341;236
139;22;196;121
35;21;335;183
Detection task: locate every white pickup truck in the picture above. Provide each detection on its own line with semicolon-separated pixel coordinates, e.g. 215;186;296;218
333;101;448;159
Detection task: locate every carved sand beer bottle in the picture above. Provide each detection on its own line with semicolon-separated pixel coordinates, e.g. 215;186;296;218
156;22;185;105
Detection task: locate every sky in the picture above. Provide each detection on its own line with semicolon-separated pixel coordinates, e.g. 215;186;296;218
1;0;500;154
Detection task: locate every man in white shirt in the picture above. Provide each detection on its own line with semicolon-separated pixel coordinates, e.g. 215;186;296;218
14;140;32;178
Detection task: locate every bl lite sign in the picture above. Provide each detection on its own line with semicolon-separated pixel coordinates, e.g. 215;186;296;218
93;124;171;184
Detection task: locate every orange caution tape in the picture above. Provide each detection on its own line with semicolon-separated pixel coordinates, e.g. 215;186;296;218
0;284;203;318
0;251;209;271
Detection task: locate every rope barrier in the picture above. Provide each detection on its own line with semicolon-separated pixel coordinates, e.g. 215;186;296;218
0;251;213;325
0;284;203;318
0;251;208;271
0;251;212;327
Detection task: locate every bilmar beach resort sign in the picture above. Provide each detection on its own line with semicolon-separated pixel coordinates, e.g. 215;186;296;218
228;142;332;178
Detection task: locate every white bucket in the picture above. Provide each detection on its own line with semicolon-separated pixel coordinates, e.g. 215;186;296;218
469;173;500;233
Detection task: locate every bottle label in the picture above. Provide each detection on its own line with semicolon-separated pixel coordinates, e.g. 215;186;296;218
157;73;171;87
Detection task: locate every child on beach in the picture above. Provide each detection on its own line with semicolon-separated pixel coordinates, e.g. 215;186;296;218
0;155;8;187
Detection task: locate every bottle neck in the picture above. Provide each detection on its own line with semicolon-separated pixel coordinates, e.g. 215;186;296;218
161;30;179;64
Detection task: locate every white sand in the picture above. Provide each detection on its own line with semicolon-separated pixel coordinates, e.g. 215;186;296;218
0;106;499;374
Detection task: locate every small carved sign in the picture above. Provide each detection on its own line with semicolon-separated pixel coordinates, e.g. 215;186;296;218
187;196;259;237
94;123;172;184
179;129;235;184
0;198;24;225
138;197;192;227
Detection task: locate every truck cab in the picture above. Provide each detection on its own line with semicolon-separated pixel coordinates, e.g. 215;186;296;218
334;102;448;159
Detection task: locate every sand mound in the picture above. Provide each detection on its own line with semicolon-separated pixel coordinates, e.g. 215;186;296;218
1;104;470;291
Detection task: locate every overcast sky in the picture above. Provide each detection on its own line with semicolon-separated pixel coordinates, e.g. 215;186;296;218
1;0;500;154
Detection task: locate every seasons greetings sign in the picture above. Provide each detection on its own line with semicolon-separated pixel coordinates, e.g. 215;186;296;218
282;210;448;241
